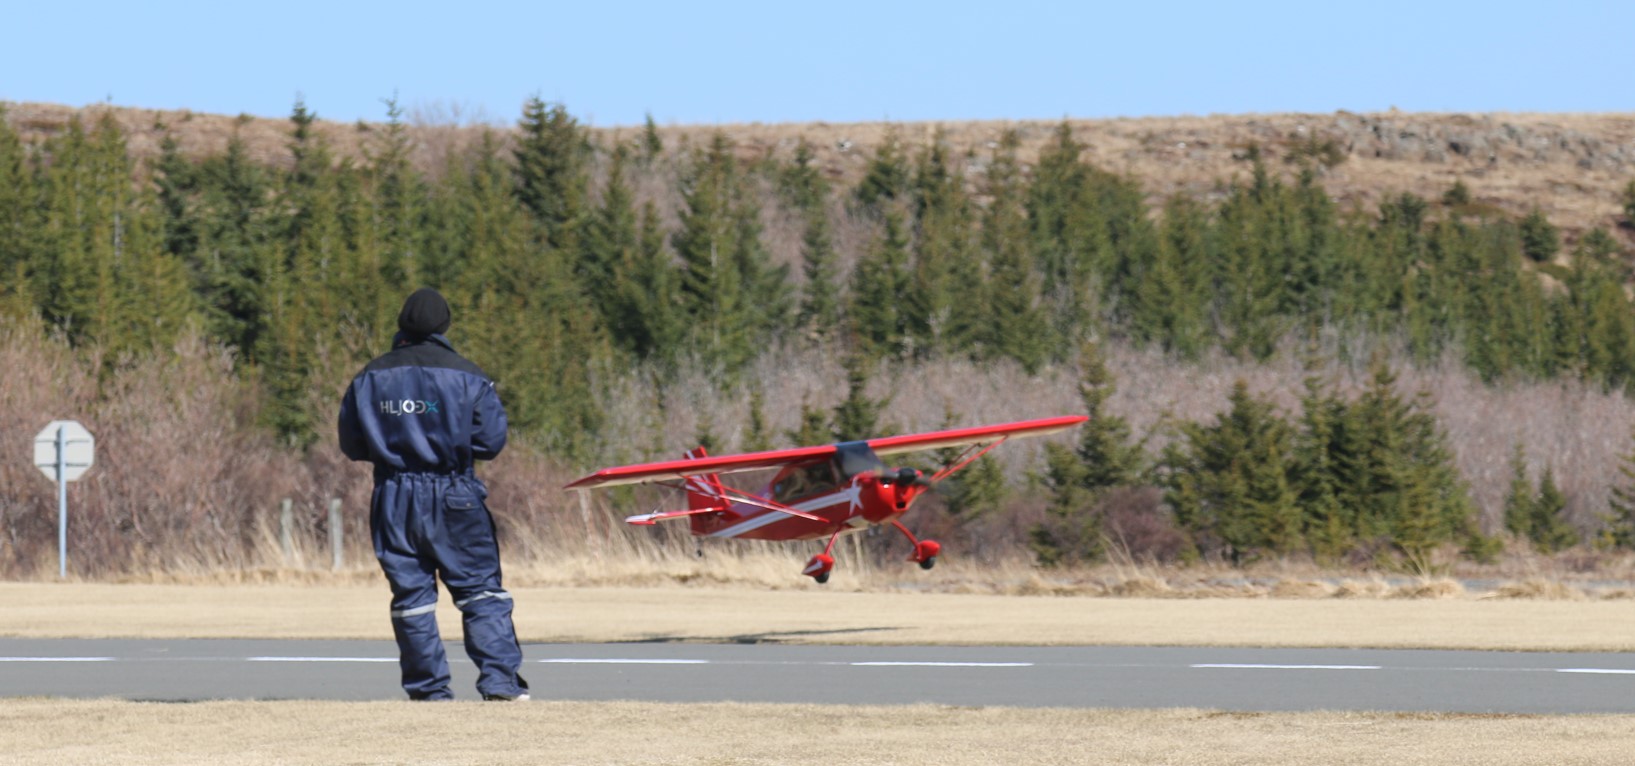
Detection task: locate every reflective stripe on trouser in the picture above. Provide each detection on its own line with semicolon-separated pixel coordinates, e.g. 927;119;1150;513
372;473;526;700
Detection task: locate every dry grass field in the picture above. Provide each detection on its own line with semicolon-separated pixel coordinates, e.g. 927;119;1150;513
6;699;1635;766
7;580;1635;651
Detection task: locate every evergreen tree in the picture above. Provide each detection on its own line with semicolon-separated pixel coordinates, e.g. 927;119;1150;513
1340;358;1485;561
1530;465;1577;553
779;138;827;213
152;131;197;266
38;115;120;343
1036;342;1140;564
672;132;785;372
631;201;686;358
832;352;889;441
950;454;1007;517
1502;444;1536;540
693;416;721;455
1028;122;1104;343
1602;426;1635;550
584;144;657;357
780;138;841;339
1033;443;1100;566
32;112;188;354
194;129;276;356
1161;380;1301;563
741;387;773;452
855;130;909;209
796;197;841;340
1519;207;1559;263
1070;340;1143;488
0;104;41;317
459;131;605;456
641;112;664;163
1131;195;1210;357
1575;227;1621;266
787;399;831;447
513;97;590;254
1292;367;1351;560
905;131;978;354
367;95;427;291
1442;179;1472;207
847;206;912;356
980;130;1050;372
1212;160;1289;360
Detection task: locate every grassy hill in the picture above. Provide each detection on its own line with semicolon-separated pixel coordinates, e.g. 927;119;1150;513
6;101;1633;241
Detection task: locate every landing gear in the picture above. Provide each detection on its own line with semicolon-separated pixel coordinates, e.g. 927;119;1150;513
893;520;940;571
804;526;846;584
802;552;835;583
802;522;942;582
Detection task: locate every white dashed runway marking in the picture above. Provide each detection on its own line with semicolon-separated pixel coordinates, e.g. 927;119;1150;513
1192;663;1382;670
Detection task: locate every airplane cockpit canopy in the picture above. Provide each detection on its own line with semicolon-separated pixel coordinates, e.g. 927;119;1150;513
832;441;886;480
770;442;887;504
771;461;838;504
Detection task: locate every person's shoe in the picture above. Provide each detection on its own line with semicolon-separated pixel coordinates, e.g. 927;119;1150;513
482;691;530;702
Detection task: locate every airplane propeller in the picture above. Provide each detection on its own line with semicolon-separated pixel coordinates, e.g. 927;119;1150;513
878;467;935;488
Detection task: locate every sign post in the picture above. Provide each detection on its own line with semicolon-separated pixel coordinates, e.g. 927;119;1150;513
34;421;94;579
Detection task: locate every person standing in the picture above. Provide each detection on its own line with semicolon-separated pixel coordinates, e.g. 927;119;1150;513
338;288;529;701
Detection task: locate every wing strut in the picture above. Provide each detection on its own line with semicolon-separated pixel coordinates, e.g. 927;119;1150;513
625;480;827;526
930;436;1008;482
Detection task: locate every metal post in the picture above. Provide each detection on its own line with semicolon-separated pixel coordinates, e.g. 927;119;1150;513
329;498;343;571
280;499;293;561
56;426;66;579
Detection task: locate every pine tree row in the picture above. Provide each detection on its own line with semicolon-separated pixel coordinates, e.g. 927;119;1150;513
2;102;1633;465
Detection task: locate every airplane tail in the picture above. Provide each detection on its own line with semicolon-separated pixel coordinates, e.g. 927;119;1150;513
683;446;729;535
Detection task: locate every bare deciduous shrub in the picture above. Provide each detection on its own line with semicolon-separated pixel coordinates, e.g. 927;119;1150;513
1101;487;1188;564
8;319;1635;587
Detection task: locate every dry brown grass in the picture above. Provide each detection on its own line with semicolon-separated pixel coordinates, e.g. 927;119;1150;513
1489;578;1588;600
4;699;1634;766
9;582;1635;652
1388;578;1467;599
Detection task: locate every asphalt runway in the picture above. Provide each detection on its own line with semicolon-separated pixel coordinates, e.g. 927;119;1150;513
5;639;1635;713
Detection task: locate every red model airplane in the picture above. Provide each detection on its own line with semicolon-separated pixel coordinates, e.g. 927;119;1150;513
565;415;1087;583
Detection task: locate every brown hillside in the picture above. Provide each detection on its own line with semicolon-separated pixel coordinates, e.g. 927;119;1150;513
5;101;1634;241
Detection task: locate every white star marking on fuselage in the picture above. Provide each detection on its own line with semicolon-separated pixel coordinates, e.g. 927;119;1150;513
708;482;866;538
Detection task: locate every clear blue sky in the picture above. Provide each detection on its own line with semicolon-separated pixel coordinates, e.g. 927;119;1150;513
4;0;1631;128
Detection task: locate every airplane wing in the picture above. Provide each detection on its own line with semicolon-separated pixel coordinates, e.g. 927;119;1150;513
564;415;1087;490
867;414;1087;458
564;445;839;489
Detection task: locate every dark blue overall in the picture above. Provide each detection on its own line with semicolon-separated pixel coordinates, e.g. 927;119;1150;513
338;333;526;700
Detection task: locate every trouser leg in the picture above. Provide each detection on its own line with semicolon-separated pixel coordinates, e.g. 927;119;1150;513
454;588;526;697
374;485;452;701
389;600;450;699
437;495;526;698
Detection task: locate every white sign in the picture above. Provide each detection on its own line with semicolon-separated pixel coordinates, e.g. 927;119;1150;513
35;420;94;482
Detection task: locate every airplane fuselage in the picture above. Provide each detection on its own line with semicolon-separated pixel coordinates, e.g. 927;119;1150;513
690;474;924;541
